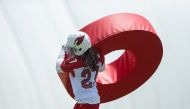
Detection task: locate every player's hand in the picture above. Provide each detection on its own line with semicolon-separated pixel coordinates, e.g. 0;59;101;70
61;54;75;77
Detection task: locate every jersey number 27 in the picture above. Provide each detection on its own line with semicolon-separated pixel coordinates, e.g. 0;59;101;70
81;69;98;89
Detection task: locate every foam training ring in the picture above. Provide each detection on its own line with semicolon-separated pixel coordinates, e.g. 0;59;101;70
58;13;163;103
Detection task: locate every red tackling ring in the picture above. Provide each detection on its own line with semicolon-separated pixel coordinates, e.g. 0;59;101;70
59;13;163;103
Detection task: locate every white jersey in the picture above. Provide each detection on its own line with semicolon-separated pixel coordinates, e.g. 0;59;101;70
56;46;105;104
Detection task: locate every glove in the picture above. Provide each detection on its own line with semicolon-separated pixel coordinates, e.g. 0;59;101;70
61;54;76;77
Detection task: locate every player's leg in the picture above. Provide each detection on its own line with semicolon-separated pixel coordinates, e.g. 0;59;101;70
73;103;78;109
73;103;99;109
86;104;99;109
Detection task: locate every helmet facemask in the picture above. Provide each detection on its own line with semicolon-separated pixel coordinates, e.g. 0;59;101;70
64;46;77;57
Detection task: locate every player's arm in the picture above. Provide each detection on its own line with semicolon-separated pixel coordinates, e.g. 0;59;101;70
56;45;75;79
56;45;71;86
56;45;66;74
98;53;105;72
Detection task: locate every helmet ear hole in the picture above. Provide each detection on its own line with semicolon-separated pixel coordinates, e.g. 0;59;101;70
79;48;82;51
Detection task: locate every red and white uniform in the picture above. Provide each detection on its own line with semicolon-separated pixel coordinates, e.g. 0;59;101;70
56;47;105;104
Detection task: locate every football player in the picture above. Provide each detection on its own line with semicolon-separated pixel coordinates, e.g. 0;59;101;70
56;31;105;109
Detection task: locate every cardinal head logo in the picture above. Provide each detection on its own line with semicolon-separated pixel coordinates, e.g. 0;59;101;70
74;35;85;46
